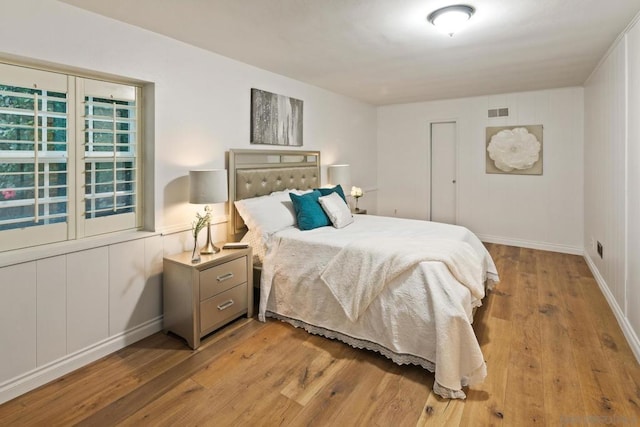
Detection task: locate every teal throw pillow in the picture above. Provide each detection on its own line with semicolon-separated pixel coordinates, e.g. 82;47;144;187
289;190;330;230
315;184;347;202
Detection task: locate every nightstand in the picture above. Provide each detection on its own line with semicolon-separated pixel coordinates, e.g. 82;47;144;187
354;208;367;215
163;246;253;349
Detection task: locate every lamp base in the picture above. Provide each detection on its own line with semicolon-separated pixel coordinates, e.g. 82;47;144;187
200;222;220;254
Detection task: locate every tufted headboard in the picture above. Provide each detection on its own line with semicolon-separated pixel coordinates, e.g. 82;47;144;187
227;149;321;239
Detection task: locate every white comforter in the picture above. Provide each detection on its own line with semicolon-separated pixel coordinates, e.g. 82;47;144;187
259;215;499;399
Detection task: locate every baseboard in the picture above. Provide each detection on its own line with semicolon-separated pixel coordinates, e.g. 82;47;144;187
477;234;584;255
0;316;163;405
583;253;640;364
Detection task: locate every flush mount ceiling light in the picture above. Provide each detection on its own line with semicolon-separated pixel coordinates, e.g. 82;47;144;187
427;4;475;37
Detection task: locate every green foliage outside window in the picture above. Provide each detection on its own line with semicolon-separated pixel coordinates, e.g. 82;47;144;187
0;85;68;230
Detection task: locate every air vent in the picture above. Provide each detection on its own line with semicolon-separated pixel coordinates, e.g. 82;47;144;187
488;108;509;118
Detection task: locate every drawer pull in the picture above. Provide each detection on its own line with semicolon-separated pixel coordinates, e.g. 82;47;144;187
216;272;234;282
217;299;235;311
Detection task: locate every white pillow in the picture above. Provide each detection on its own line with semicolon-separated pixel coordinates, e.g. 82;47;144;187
234;190;297;239
318;192;353;229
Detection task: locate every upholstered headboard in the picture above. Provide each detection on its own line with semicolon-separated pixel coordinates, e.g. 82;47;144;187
228;149;321;239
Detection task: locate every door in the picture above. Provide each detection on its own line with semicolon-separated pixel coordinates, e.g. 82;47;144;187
430;121;457;224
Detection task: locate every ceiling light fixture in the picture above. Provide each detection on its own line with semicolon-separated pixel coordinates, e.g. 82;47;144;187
427;4;475;37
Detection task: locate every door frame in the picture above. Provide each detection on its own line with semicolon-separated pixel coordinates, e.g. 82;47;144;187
429;119;460;224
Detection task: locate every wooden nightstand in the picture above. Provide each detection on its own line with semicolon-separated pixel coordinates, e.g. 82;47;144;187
163;246;253;349
353;208;367;215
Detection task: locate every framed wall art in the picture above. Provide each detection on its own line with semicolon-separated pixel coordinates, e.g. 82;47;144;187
251;88;303;146
486;125;543;175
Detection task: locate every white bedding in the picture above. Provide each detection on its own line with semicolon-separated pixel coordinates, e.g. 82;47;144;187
321;237;484;322
258;215;499;399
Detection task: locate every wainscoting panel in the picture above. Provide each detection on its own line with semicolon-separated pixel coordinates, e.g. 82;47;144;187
109;239;148;335
36;256;67;366
66;247;110;354
0;262;36;383
144;234;164;323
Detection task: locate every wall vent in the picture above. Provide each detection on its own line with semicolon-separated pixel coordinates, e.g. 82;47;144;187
488;108;509;118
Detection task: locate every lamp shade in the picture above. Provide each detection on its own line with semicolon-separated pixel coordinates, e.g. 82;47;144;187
327;164;351;191
189;169;228;204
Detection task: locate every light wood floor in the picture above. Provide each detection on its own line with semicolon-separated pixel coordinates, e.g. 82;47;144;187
1;244;640;426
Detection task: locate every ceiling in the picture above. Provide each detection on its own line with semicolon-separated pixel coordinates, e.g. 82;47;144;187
60;0;640;106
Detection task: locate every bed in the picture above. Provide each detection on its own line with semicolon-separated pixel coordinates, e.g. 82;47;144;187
228;149;499;399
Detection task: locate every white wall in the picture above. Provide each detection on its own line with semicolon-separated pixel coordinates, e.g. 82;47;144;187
628;16;640;354
377;88;584;254
584;15;640;361
0;0;377;403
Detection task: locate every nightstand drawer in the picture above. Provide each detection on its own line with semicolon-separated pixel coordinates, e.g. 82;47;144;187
200;256;247;300
200;284;248;333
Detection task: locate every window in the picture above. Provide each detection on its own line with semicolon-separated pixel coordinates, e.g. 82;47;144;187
77;79;140;237
0;63;141;252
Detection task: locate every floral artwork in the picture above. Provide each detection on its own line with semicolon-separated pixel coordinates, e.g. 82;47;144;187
486;125;543;175
488;128;540;171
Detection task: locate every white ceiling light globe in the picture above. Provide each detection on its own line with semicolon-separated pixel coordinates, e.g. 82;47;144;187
428;5;475;37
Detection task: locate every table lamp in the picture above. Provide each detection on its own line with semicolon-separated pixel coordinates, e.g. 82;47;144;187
327;164;351;191
189;169;228;254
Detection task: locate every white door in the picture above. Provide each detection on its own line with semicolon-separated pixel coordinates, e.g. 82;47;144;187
430;122;457;224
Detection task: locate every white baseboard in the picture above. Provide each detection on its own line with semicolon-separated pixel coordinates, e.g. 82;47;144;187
0;316;163;405
583;253;640;364
477;234;584;255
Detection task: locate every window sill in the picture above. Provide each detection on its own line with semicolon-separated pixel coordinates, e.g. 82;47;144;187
0;229;161;269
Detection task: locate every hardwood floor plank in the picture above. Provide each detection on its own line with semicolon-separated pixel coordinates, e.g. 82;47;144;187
485;245;518;322
284;354;389;426
501;270;545;425
518;247;537;275
504;350;546;425
232;393;304;427
352;363;428;426
459;317;511;426
489;268;515;321
417;391;465;426
279;338;352;406
117;378;207;426
510;272;543;356
536;251;588;421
